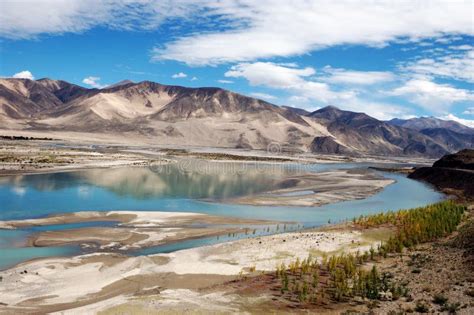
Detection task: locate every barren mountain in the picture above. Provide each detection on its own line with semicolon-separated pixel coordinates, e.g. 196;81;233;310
0;78;472;157
307;106;450;157
388;117;474;135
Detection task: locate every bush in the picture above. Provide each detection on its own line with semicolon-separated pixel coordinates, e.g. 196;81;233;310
441;302;461;314
415;301;429;313
433;293;448;305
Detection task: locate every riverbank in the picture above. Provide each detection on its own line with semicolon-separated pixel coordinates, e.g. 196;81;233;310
0;218;390;314
0;211;279;251
0;138;434;177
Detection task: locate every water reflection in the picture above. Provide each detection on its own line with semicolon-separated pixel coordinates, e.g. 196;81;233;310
0;162;443;223
0;161;297;200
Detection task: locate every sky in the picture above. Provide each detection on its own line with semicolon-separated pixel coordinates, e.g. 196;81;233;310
0;0;473;125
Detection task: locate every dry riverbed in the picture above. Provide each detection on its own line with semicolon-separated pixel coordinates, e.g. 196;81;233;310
0;217;390;314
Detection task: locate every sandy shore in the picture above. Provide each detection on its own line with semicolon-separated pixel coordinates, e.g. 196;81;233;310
0;221;391;314
0;140;167;176
0;211;277;250
230;169;394;207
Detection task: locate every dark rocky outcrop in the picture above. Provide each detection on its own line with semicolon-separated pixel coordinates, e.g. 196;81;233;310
432;149;474;170
409;149;474;199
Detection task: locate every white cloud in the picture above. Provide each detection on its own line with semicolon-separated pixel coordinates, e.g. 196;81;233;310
401;50;474;83
82;76;105;88
448;44;473;50
250;92;276;100
0;0;200;39
190;76;198;81
217;79;233;84
3;1;473;69
225;62;354;103
439;113;474;128
171;72;187;79
390;78;474;113
12;70;34;80
463;107;474;115
223;62;411;120
322;67;395;85
225;62;315;88
339;100;413;121
152;1;474;65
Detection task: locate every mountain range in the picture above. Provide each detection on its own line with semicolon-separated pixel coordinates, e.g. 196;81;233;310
0;78;473;157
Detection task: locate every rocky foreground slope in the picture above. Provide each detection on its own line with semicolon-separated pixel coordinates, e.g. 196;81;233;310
1;78;473;157
409;149;474;199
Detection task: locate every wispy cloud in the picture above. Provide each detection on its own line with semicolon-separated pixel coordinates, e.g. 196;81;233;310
152;1;474;65
0;0;201;39
321;67;395;85
463;107;474;115
400;49;474;83
250;92;276;100
82;76;105;88
217;79;233;84
225;62;355;104
439;113;474;128
389;78;474;113
3;1;471;66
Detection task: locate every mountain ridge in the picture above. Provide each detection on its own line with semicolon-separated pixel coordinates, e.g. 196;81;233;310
388;116;474;135
0;77;472;157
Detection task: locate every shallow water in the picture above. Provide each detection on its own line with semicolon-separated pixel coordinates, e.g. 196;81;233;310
0;161;443;269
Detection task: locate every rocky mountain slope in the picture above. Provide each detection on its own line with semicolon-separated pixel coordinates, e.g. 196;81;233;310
0;78;473;157
388;117;474;135
307;106;453;157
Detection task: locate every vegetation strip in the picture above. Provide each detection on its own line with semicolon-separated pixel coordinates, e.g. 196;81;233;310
274;201;466;304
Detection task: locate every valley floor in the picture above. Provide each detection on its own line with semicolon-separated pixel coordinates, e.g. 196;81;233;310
0;139;459;314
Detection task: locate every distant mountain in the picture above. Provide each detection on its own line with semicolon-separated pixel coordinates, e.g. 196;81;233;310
419;128;474;152
0;77;472;157
281;106;311;116
107;80;134;89
307;106;449;157
388;117;474;135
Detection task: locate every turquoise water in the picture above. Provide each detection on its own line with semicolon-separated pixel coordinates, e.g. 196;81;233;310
0;162;443;270
0;222;116;270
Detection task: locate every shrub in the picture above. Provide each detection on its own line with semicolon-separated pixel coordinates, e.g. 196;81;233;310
441;302;461;314
433;293;448;305
415;301;429;313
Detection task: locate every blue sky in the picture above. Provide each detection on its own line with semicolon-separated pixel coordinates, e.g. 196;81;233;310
0;0;473;125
